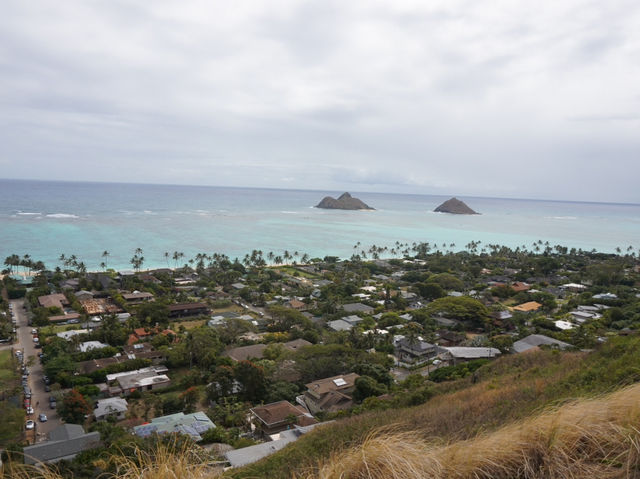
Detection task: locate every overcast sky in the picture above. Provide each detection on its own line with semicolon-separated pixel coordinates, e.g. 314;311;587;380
1;1;639;203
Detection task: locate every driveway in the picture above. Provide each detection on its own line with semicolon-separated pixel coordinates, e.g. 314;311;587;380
11;299;62;441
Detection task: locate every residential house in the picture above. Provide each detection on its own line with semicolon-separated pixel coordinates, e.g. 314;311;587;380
341;303;374;314
435;330;465;347
38;293;69;310
440;347;501;365
121;343;166;364
133;412;215;441
395;337;439;366
122;291;155;304
23;424;101;465
286;298;307;311
282;338;312;352
570;310;601;323
94;397;128;421
48;312;82;324
512;334;572;353
593;293;618;300
250;400;317;437
168;302;209;318
78;341;109;352
79;297;123;316
512;301;542;313
302;373;360;415
226;344;268;362
75;290;94;301
56;329;89;341
511;282;531;292
225;424;323;468
327;319;354;332
106;366;170;396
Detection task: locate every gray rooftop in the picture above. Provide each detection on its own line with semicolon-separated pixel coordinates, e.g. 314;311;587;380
23;425;100;465
225;423;323;467
327;319;353;331
443;347;501;359
513;334;572;353
342;303;374;313
94;397;128;418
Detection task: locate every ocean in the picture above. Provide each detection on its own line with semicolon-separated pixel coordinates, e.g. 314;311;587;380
1;179;639;272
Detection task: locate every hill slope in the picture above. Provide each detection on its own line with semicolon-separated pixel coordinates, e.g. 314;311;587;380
232;335;640;478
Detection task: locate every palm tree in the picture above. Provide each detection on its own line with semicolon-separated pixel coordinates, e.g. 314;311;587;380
102;251;110;269
164;251;170;268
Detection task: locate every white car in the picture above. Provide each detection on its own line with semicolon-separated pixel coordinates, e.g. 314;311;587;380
25;420;35;430
33;337;39;343
26;406;34;415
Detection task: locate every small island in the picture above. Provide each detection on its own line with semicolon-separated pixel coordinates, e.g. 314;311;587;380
434;197;479;215
316;192;375;210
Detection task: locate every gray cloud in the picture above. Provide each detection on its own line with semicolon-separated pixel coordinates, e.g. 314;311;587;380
1;0;639;203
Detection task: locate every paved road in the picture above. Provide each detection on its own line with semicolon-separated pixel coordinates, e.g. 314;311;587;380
11;299;61;441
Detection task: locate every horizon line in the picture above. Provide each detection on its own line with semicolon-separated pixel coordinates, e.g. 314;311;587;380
1;176;638;207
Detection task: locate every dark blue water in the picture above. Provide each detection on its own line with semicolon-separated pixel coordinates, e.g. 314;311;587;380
1;179;638;271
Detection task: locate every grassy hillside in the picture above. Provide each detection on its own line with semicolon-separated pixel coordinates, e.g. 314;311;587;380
310;383;640;478
231;335;640;478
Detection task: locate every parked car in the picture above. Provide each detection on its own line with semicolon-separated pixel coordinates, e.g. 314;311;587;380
26;406;34;415
49;401;56;409
44;385;51;392
31;328;37;334
38;414;47;422
25;420;35;430
33;337;39;343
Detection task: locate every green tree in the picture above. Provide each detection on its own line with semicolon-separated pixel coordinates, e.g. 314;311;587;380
234;360;267;402
415;282;446;300
180;386;200;413
59;389;92;424
426;296;491;329
353;376;388;402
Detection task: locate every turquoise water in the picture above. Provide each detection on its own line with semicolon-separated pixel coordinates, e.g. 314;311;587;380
1;179;639;271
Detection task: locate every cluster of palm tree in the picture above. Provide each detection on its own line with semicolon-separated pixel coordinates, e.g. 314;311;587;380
130;248;144;272
3;254;46;275
160;249;313;272
58;254;87;273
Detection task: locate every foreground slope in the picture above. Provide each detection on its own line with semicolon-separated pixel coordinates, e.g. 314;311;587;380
312;382;640;478
232;335;640;478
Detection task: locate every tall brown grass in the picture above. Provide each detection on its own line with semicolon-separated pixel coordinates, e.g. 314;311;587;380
0;439;223;479
309;383;640;479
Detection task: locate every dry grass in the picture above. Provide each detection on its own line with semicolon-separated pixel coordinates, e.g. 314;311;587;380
1;439;223;479
109;440;221;479
309;383;640;479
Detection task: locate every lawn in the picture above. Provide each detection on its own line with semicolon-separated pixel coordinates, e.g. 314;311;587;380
0;350;23;447
174;319;207;330
275;266;321;279
0;350;16;387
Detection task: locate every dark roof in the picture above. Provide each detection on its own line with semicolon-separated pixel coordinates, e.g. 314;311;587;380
397;337;436;353
168;302;208;311
513;334;572;353
226;344;268;362
342;303;374;313
251;400;310;427
23;425;100;465
282;339;312;351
